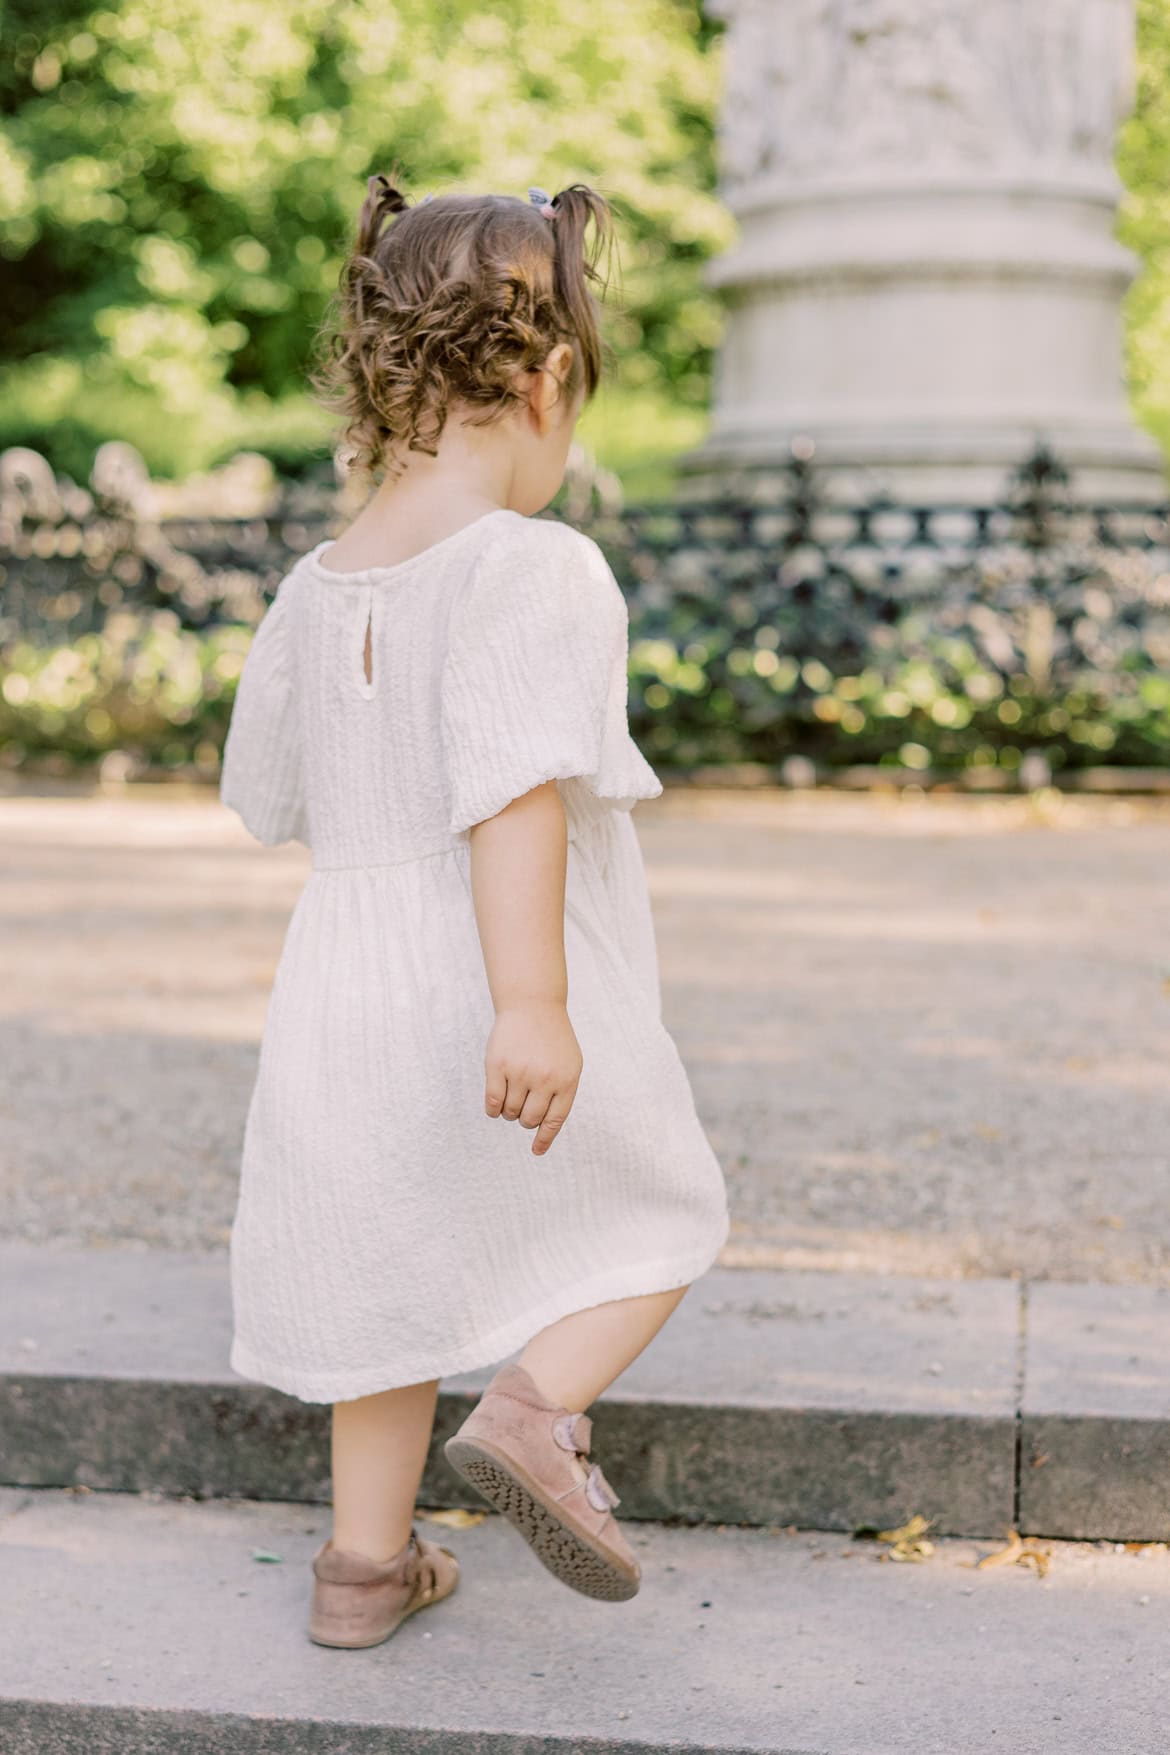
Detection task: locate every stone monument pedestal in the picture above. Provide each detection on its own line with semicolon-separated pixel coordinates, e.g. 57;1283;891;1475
688;0;1166;505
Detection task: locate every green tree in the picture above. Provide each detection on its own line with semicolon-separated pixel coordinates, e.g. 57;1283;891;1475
1117;0;1170;459
0;0;732;490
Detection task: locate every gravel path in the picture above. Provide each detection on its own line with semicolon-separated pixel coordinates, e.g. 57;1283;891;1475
1;782;1167;1283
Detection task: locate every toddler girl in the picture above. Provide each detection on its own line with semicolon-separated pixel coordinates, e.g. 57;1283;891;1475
220;173;731;1646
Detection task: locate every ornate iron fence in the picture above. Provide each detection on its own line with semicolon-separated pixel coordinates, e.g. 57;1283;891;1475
3;440;1170;636
2;439;1170;780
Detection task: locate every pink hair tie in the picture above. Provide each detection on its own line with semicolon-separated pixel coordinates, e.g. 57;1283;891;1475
527;185;558;220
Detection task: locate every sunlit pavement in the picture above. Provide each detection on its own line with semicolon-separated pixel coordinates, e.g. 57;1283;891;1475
2;782;1167;1283
2;1483;1167;1755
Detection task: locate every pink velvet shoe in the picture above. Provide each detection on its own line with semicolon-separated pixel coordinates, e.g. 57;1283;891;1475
443;1361;641;1602
308;1526;459;1648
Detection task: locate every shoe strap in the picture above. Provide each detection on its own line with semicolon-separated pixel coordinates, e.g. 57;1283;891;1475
409;1529;442;1597
550;1413;621;1511
552;1410;593;1455
403;1527;423;1588
584;1463;621;1512
314;1529;421;1587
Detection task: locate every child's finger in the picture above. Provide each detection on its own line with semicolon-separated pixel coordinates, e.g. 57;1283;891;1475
484;1064;509;1117
500;1077;530;1121
517;1083;553;1131
531;1090;574;1156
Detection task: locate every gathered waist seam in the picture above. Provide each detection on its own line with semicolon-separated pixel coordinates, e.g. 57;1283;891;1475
310;813;604;874
311;842;463;873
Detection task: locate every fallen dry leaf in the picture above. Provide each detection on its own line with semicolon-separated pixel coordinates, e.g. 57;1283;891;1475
419;1507;487;1529
975;1528;1051;1578
854;1513;936;1563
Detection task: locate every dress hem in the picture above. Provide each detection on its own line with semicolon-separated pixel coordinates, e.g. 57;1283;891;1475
228;1227;729;1405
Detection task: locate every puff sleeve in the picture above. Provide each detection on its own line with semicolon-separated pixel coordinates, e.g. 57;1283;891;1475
439;519;663;836
219;572;309;847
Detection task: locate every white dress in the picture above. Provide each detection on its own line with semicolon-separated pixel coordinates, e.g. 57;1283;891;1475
220;506;730;1403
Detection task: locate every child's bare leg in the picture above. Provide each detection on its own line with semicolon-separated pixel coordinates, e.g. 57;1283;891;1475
330;1378;439;1562
517;1284;691;1412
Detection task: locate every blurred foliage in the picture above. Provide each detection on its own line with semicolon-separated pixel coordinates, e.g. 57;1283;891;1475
6;4;1170;786
0;609;242;775
576;381;711;504
1119;0;1170;459
6;534;1170;780
6;0;1170;491
625;602;1170;776
613;491;1170;774
0;0;730;490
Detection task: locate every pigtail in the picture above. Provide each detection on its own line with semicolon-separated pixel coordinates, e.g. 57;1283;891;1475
545;184;617;398
338;170;413;421
357;171;411;259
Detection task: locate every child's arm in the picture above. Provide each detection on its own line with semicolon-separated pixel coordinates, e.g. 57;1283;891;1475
440;519;662;1154
466;780;582;1157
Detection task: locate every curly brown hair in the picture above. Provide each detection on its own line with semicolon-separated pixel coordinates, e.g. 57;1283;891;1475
309;169;618;485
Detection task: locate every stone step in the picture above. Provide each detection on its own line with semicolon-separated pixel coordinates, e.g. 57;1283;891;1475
2;1243;1167;1540
1;1483;1165;1755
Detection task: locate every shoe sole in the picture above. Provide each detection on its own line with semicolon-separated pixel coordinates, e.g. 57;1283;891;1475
444;1434;640;1602
308;1561;459;1648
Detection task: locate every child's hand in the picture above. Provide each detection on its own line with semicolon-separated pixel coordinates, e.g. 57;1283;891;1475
484;1002;583;1156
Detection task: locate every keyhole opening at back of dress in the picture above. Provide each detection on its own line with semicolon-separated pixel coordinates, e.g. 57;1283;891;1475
362;606;373;686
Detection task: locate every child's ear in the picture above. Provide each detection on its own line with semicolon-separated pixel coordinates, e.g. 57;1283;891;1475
546;340;574;386
530;344;575;432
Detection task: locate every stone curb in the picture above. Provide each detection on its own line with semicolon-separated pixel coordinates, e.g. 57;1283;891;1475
1018;1281;1170;1540
0;1244;1167;1539
0;1711;785;1755
2;1486;1167;1755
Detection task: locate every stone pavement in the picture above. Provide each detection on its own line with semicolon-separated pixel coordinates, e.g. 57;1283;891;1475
2;1484;1167;1754
1;781;1167;1282
3;781;1169;1754
5;1241;1170;1542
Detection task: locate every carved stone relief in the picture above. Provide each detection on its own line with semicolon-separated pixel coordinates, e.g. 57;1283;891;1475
713;0;1135;191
